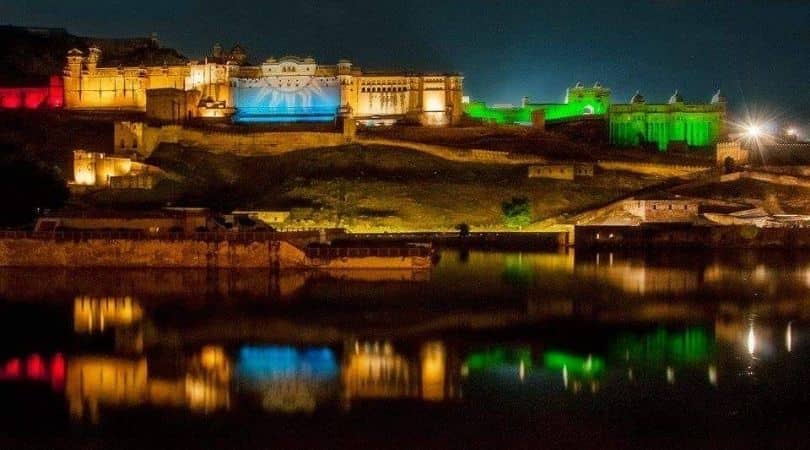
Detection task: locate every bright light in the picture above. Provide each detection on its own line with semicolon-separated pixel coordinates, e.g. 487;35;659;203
786;128;796;136
747;325;756;355
745;124;763;139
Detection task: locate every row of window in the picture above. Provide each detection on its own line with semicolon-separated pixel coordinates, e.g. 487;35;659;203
360;86;409;93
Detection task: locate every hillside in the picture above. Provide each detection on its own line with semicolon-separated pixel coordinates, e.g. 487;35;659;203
0;25;186;85
360;126;716;164
78;143;660;232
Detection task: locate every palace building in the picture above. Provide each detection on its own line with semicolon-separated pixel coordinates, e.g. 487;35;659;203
608;90;727;151
63;45;464;126
464;82;612;125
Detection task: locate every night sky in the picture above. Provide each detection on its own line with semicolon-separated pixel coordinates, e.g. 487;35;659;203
4;0;809;132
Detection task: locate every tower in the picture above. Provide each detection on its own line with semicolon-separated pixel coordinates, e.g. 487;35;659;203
64;49;85;108
337;59;355;116
86;47;101;74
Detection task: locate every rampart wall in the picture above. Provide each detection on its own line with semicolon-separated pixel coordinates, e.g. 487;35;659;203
596;160;710;177
719;170;810;188
141;125;349;156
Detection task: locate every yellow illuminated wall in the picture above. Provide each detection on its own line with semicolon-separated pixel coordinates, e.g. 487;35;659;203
72;150;133;186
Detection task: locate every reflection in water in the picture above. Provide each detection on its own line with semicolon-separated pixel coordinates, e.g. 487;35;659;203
236;346;339;413
66;346;231;423
0;354;66;391
74;296;143;333
748;322;757;356
420;341;447;401
0;249;807;443
344;341;415;401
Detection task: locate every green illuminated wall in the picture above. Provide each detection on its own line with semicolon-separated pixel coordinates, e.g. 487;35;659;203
609;104;725;151
464;83;611;124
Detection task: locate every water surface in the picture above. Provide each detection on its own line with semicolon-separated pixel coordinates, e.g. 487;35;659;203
0;250;807;449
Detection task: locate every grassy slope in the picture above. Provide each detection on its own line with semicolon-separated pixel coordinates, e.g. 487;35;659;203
360;126;716;164
97;143;657;231
675;178;810;214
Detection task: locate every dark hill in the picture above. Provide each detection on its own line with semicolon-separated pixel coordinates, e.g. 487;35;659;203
0;25;187;85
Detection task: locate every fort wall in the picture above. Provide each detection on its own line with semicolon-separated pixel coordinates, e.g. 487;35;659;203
139;125;349;156
596;160;710;177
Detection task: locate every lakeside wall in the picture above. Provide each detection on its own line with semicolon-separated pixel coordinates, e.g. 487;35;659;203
576;225;810;249
0;238;306;269
0;237;434;269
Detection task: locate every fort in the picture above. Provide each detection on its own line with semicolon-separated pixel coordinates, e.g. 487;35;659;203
465;85;727;151
62;45;464;126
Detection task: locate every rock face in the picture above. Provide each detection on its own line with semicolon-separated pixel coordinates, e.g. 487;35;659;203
0;239;306;269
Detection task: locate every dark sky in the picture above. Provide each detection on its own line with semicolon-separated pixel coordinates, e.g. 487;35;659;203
4;0;809;131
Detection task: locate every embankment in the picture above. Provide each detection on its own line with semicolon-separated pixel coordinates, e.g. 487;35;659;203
0;238;306;269
576;224;810;249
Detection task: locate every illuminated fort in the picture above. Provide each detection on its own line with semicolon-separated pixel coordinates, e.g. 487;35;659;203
63;45;464;126
465;84;727;150
609;90;727;151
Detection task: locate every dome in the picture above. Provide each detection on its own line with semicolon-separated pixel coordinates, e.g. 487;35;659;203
668;90;684;104
630;91;645;104
711;89;726;104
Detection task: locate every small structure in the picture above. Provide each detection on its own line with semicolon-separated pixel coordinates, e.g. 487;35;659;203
528;163;594;181
114;121;144;155
146;88;202;123
622;194;699;223
71;150;165;190
716;141;748;167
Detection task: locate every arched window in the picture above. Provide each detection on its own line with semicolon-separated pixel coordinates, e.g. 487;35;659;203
583;105;595;115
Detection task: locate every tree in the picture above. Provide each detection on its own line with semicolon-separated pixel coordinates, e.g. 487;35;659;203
501;197;532;229
455;223;470;237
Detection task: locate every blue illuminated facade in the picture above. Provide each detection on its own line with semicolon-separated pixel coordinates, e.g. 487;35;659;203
232;77;341;123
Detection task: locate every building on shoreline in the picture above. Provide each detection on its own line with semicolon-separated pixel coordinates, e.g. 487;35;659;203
63;46;464;126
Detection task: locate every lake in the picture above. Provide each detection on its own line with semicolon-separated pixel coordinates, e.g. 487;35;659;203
0;249;807;449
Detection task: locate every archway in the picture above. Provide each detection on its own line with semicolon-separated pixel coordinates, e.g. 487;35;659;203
724;156;735;174
583;105;595;115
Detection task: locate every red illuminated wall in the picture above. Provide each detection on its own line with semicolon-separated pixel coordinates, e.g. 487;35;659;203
0;75;64;109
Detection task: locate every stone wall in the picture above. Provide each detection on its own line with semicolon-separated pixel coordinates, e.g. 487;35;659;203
720;170;810;188
716;142;748;166
528;163;594;180
0;239;306;269
140;124;349;156
356;137;548;164
597;160;710;177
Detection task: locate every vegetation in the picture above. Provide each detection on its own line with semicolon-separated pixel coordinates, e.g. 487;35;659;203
501;197;532;229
